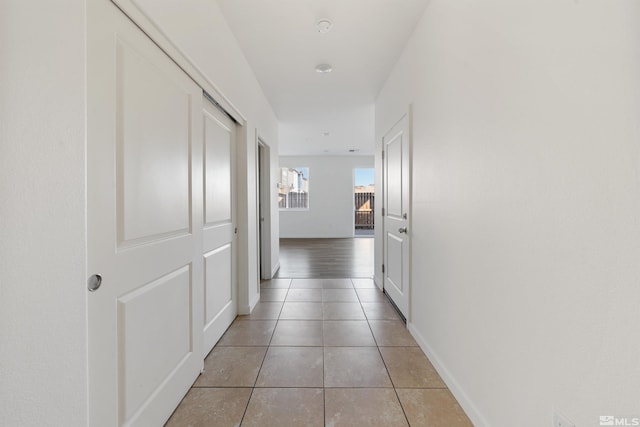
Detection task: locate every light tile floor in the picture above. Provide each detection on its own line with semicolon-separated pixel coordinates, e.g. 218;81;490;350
166;278;473;427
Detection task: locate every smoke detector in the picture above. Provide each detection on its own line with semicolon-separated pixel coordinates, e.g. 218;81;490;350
315;63;333;73
316;19;333;34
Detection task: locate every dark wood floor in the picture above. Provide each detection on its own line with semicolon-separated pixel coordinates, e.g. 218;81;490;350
275;238;374;278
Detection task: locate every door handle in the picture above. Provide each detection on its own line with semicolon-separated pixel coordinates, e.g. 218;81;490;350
398;227;407;234
88;274;102;292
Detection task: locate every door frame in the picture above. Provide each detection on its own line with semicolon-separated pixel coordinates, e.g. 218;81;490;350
256;134;273;280
380;106;413;322
110;0;244;125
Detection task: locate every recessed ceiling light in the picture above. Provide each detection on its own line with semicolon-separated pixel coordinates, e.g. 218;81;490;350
315;63;333;73
322;131;330;137
316;19;333;34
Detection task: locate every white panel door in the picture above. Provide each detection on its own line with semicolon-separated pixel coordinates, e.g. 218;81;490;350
87;1;204;426
202;99;237;355
383;114;411;318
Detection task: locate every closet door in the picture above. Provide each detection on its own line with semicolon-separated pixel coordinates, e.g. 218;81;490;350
202;98;237;355
87;1;204;425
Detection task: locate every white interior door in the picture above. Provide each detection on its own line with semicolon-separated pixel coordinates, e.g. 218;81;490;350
202;98;237;355
383;114;411;318
87;1;204;425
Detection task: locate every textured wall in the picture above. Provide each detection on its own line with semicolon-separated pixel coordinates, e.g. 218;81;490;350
0;1;88;425
376;1;640;425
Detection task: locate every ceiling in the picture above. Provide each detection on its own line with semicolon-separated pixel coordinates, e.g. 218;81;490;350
216;0;430;156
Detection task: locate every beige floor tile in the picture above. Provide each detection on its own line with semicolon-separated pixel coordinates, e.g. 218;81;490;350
241;388;324;427
397;389;473;427
279;302;323;320
318;278;354;288
362;302;401;320
260;278;291;289
290;279;325;289
217;320;276;346
322;302;366;320
380;347;446;388
369;320;418;346
237;302;283;320
351;278;377;288
166;388;251;427
194;347;266;387
259;289;288;302
286;288;323;302
324;347;392;387
356;288;388;302
270;320;323;346
173;277;473;427
291;278;353;289
322;288;359;302
325;388;408;427
323;320;376;346
255;347;323;387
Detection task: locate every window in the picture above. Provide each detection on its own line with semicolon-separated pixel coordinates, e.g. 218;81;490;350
354;168;375;236
279;167;309;209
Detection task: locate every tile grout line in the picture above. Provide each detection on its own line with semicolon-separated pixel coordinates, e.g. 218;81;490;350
238;279;290;425
194;384;424;389
322;308;326;427
372;335;413;426
178;276;462;425
361;281;413;427
201;277;414;425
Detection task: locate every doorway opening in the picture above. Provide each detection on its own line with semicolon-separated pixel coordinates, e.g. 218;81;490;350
354;168;375;237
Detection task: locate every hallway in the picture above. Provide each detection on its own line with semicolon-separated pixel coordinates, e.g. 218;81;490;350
166;278;472;426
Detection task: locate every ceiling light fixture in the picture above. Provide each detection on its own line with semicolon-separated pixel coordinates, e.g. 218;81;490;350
316;19;333;34
315;63;333;73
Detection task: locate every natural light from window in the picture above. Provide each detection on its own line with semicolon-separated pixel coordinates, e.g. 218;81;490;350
279;167;309;209
354;168;375;236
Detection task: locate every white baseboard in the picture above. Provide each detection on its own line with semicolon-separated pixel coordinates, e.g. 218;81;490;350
407;322;491;427
271;262;280;278
239;293;261;315
373;274;383;290
249;293;260;311
237;304;251;315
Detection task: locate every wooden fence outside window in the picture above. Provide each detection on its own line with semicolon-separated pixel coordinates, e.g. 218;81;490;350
355;192;374;229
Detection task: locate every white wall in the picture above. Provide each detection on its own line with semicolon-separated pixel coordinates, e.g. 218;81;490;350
127;0;281;308
280;156;374;238
376;1;640;426
0;2;87;425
